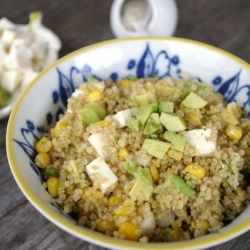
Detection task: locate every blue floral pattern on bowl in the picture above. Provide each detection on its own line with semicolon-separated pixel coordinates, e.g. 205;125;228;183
13;42;250;175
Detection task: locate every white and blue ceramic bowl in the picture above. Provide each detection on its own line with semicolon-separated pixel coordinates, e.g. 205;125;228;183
6;37;250;250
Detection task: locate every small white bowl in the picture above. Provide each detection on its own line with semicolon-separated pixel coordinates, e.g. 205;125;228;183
110;0;178;38
6;37;250;250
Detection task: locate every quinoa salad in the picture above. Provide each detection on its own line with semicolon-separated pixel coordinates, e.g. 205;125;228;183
35;75;250;242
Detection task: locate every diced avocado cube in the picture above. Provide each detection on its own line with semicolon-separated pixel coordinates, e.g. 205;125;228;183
129;168;154;201
165;174;195;197
143;121;162;135
160;112;186;132
124;161;139;174
150;102;159;112
127;119;140;131
220;102;240;125
136;105;154;127
143;113;162;135
159;101;174;113
135;92;157;106
150;113;161;124
77;102;106;126
142;139;171;159
90;102;106;118
163;131;186;152
181;92;207;109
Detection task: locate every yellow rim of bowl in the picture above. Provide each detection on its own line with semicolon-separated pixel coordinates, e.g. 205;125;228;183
6;37;250;250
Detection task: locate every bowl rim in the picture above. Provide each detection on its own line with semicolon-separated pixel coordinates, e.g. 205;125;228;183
6;36;250;250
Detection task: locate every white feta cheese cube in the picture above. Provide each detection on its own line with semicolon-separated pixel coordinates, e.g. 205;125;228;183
31;40;46;60
72;89;84;98
0;42;7;67
2;29;16;49
0;17;15;31
184;128;217;156
1;70;23;92
140;216;156;236
92;81;105;90
88;132;108;159
86;157;118;193
112;108;137;128
5;42;33;70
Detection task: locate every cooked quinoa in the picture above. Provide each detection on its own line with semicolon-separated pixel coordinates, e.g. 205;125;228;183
35;75;250;242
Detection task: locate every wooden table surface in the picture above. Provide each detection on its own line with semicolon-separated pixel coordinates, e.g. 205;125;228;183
1;0;250;249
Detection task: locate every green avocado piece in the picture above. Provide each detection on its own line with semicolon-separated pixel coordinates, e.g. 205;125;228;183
143;113;162;135
150;113;161;124
142;139;171;159
135;92;157;106
165;174;195;197
181;91;207;109
136;105;154;126
150;102;159;112
160;112;186;132
163;131;186;152
143;121;162;135
129;168;154;201
124;161;139;174
127;119;140;131
159;101;174;113
0;87;11;106
77;102;106;126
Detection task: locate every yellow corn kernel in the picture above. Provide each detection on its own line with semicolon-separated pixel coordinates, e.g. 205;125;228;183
178;199;184;209
92;190;104;199
188;113;201;126
35;137;53;153
81;186;90;200
191;221;196;229
35;152;51;168
167;149;183;161
115;199;135;216
200;220;210;230
121;79;132;88
88;89;102;102
150;165;159;182
54;122;67;137
123;199;135;207
108;195;121;206
118;221;141;241
81;187;103;200
169;227;184;241
225;124;243;140
94;120;109;127
187;163;205;178
47;177;59;197
97;220;114;233
118;147;129;160
153;162;160;168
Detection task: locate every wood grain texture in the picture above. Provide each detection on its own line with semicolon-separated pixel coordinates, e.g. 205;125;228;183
0;0;250;249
